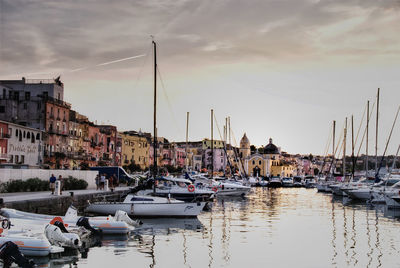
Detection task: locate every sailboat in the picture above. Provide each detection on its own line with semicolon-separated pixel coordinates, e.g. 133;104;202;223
86;40;207;217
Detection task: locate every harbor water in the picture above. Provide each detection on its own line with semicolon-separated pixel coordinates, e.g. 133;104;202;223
35;188;400;267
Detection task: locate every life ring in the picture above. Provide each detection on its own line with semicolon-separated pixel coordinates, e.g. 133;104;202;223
212;186;218;192
1;219;10;229
188;184;195;192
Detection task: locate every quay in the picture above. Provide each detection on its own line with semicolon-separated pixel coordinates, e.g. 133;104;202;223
0;187;131;215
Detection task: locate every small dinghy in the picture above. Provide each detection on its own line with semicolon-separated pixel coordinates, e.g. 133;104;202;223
1;206;136;235
0;217;63;257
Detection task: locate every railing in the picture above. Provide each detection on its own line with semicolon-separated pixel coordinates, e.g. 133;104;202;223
0;133;10;139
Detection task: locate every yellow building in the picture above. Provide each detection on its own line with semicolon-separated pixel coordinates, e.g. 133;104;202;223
202;138;224;149
120;131;150;170
270;160;296;177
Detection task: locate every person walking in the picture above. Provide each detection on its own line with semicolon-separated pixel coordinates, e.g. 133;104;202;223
49;174;56;195
95;174;100;190
58;175;64;195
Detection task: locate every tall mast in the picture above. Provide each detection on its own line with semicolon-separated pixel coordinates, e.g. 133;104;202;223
152;40;157;193
185;112;189;171
366;101;369;177
332;120;336;175
211;109;214;179
343;117;347;180
228;116;231;145
351;115;355;179
224;117;227;176
375;88;380;174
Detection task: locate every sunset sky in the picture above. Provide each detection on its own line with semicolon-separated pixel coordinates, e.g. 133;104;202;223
1;0;400;155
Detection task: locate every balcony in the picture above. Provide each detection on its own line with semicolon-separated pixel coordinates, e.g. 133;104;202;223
0;133;10;139
0;153;8;160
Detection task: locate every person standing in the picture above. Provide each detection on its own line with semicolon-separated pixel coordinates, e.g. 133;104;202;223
95;174;100;190
58;175;64;195
100;174;106;190
49;174;56;195
108;175;113;190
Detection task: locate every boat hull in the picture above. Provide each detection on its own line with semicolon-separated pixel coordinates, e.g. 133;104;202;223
85;202;206;217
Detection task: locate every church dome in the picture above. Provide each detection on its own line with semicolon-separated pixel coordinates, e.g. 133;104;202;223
240;133;250;148
264;138;279;154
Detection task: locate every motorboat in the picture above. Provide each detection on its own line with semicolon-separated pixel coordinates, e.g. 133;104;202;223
247;177;260;187
137;176;215;202
293;176;303;188
303;176;317;188
370;178;400;204
0;241;36;267
85;194;207;217
211;178;251;196
341;177;379;200
267;177;282;188
1;206;133;235
0;217;64;257
258;178;269;187
281;177;294;187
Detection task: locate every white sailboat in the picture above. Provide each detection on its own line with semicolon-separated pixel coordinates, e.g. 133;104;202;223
85;40;206;217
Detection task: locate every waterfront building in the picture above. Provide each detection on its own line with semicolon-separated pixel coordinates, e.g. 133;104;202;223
0;120;43;168
120;131;150;171
0;122;9;164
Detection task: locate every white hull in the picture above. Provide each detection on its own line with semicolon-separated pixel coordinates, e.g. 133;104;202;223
1;208;130;234
216;188;250;196
86;201;206;217
346;189;372;200
0;235;62;257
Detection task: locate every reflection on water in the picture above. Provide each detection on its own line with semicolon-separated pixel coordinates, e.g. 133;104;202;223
68;188;400;268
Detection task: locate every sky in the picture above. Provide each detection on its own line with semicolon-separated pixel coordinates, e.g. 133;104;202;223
1;0;400;155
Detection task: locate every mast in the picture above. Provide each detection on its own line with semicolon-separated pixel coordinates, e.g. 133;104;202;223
185;112;189;171
351;115;355;179
211;109;214;179
224;117;227;176
332;120;336;175
366;101;369;177
343;117;347;180
152;40;157;194
375;88;380;174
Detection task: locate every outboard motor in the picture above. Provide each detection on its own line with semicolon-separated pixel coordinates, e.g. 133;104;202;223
44;224;81;248
53;220;69;233
0;241;35;268
114;210;142;226
76;217;100;235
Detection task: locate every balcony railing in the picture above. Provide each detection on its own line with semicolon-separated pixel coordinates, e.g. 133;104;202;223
0;133;10;139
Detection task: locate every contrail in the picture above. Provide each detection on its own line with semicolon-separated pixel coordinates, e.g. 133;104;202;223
96;54;146;66
3;54;147;77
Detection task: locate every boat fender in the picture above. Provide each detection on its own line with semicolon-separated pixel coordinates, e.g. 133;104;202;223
221;185;225;190
52;220;69;233
188;185;195;192
76;217;100;235
212;187;218;192
44;224;81;248
0;241;35;268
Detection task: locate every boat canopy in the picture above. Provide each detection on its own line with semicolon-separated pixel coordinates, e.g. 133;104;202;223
157;176;192;184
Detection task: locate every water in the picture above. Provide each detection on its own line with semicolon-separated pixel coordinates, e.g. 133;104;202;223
38;188;400;267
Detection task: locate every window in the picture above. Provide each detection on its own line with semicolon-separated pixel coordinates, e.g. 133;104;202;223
37;102;41;110
25;92;30;100
0;106;5;113
36;133;40;140
9;155;13;163
21;155;25;164
8;128;12;137
43;91;48;98
259;160;262;165
15;155;19;164
27;132;30;139
2;88;6;99
252;160;255;165
23;131;26;138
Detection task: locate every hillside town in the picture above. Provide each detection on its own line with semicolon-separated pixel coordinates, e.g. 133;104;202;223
0;77;324;177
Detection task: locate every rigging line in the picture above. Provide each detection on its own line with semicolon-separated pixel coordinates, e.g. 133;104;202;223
213;113;224;141
230;126;248;177
132;44;152;92
324;126;332;157
156;65;183;137
354;102;367;148
356;100;377;159
376;105;400;178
